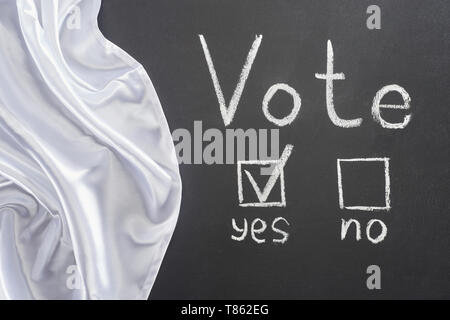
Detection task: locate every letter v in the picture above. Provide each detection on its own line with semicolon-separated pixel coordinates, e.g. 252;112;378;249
199;35;262;126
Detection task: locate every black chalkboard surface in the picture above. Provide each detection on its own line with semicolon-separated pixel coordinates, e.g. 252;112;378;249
99;0;449;299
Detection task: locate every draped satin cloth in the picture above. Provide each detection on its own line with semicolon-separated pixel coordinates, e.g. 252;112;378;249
0;0;182;299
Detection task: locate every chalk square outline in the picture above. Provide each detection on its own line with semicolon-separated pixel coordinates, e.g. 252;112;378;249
237;159;286;207
337;157;391;211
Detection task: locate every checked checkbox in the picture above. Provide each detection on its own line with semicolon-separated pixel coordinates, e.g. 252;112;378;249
237;144;293;207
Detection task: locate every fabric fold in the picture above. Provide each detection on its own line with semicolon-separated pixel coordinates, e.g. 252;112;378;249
0;0;181;299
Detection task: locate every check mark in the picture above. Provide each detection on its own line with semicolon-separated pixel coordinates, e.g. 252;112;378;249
244;144;293;203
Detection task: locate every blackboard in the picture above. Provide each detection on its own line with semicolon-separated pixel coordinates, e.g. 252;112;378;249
98;0;449;299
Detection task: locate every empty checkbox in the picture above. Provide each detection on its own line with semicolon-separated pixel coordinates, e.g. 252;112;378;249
337;158;391;211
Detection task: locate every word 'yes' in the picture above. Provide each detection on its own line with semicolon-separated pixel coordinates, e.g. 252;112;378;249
232;217;290;244
200;36;411;129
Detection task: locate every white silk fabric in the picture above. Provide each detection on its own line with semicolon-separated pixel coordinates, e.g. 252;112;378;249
0;0;181;299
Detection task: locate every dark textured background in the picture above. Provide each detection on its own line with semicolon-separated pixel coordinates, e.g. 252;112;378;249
98;0;449;299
